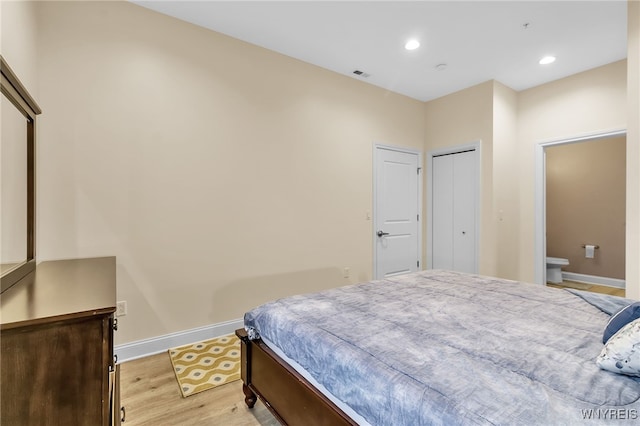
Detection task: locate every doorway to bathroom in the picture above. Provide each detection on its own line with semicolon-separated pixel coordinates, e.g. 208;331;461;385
534;129;626;295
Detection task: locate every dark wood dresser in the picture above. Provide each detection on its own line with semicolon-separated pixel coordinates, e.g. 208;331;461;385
0;256;121;426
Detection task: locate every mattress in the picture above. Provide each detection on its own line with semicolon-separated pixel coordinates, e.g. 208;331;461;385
245;270;640;425
260;335;370;425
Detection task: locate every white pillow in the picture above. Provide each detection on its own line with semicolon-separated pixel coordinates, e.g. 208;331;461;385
597;317;640;377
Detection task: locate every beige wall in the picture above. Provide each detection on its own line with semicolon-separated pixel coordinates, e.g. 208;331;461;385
627;0;640;300
422;80;521;281
423;61;628;291
492;82;519;280
0;0;39;98
517;60;628;285
2;0;638;345
0;1;39;267
423;81;496;276
546;137;626;279
33;1;425;344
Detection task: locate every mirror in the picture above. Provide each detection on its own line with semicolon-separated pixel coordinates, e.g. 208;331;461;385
1;91;28;272
1;55;41;293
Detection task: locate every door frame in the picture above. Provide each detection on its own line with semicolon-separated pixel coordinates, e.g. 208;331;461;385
372;143;423;279
426;141;481;272
533;128;626;285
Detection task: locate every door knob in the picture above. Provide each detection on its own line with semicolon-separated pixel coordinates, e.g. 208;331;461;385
377;230;390;237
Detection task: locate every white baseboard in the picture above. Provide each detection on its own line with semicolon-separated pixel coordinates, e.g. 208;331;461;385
562;272;625;289
114;318;244;363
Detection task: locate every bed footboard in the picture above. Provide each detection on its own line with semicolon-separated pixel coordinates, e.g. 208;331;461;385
235;328;357;426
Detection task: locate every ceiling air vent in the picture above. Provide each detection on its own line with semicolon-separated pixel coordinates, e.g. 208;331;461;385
352;70;371;78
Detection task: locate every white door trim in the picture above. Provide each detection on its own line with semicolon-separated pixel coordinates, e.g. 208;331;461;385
426;141;481;272
533;128;626;285
373;143;423;279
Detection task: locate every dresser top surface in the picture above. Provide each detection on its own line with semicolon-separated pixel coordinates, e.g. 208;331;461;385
1;257;116;329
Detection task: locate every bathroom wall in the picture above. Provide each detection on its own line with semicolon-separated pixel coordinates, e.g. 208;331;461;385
546;136;626;280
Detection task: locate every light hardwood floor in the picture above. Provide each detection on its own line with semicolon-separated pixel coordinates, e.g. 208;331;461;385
547;280;626;297
120;352;279;425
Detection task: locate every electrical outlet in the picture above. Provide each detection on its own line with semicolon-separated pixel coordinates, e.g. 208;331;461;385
343;267;350;278
116;300;127;317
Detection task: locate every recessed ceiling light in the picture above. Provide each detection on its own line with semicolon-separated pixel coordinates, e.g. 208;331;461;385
539;56;556;65
405;39;420;51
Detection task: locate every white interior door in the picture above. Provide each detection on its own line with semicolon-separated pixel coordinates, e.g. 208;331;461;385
374;146;421;279
431;149;478;273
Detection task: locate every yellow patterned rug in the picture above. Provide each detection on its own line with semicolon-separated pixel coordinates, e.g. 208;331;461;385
168;334;241;398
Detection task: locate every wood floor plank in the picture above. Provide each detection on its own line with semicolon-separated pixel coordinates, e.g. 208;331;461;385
120;352;279;425
547;281;626;297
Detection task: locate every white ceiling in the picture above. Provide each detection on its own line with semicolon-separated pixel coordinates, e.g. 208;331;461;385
133;1;628;102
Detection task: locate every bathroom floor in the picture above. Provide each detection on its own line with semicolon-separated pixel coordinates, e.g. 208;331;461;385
547;280;625;297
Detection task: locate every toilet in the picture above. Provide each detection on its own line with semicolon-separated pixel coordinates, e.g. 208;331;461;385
546;257;570;284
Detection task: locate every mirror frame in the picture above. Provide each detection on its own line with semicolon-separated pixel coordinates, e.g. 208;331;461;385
1;55;41;293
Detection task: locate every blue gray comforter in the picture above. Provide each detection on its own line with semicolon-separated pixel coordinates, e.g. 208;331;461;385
244;270;640;425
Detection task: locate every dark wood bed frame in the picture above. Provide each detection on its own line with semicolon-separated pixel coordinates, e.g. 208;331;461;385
236;328;358;426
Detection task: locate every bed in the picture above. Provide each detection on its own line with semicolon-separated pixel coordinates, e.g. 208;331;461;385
236;270;640;425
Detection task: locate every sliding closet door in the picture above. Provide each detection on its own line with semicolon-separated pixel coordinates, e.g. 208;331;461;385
431;149;477;273
432;155;455;270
